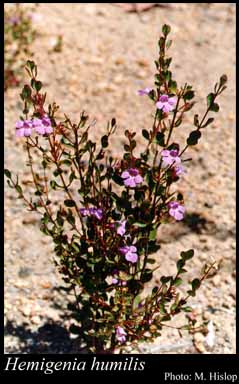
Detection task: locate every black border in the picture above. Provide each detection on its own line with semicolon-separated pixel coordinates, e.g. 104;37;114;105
2;1;238;379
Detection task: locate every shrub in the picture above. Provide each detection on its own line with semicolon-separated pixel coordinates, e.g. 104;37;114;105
4;24;227;353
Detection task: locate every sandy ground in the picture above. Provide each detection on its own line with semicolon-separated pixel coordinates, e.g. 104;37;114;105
4;3;236;354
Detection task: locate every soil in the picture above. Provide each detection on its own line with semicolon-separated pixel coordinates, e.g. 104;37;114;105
4;3;236;354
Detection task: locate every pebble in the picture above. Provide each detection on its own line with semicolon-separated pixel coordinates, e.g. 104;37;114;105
31;315;41;325
212;275;221;287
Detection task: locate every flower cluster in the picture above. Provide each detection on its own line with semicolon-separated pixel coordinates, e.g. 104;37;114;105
156;94;177;113
116;220;127;236
121;168;143;188
15;116;53;137
161;148;185;177
138;88;177;114
168;201;185;221
79;207;103;220
119;245;138;263
116;326;127;344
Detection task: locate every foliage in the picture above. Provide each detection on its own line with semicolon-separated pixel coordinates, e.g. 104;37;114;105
4;24;227;353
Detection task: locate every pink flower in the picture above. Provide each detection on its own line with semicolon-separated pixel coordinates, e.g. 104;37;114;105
174;164;185;177
168;201;185;221
156;94;177;113
111;270;127;286
137;87;153;96
119;245;138;263
32;116;53;135
116;220;127;236
116;326;127;343
15;120;32;137
161;148;181;168
79;207;103;220
89;208;103;220
121;168;143;188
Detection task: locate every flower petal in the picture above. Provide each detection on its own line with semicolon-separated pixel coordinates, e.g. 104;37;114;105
121;171;130;179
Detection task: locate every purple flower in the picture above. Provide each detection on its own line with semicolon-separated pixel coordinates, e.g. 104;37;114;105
119;245;138;263
32;116;53;135
116;326;127;343
156;94;177;113
89;208;103;220
161;149;181;168
116;220;127;236
168;201;185;221
174;164;185;177
111;270;127;286
79;207;103;220
121;168;143;188
15;120;32;137
137;87;153;96
79;208;90;216
8;16;20;25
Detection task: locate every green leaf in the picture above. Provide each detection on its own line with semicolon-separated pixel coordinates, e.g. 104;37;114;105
101;135;108;148
187;130;201;146
175;118;182;127
112;173;124;186
149;228;157;241
187;290;196;297
67;213;75;226
147;258;156;265
26;60;35;72
162;24;171;37
64;199;76;207
192;278;201;291
210;103;219;112
182;306;193;312
16;185;23;195
207;92;215;108
80;131;88;144
168;80;177;93
160;276;171;284
4;169;11;179
35;190;42;196
133;222;148;228
124;144;130;152
174;277;183;287
219;74;227;87
50;180;57;190
142;129;149;140
141;269;153;283
161;314;171;322
184;90;194;100
181;249;194;261
111;118;116;127
61;159;72;167
133;294;142;310
166;40;172;50
159;302;167;314
155;132;165;146
21;85;32;100
35;80;42;92
177;259;185;272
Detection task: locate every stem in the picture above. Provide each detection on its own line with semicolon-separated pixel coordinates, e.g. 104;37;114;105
165;94;181;147
26;138;56;225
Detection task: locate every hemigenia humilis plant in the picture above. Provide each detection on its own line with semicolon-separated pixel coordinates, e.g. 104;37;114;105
5;24;227;354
